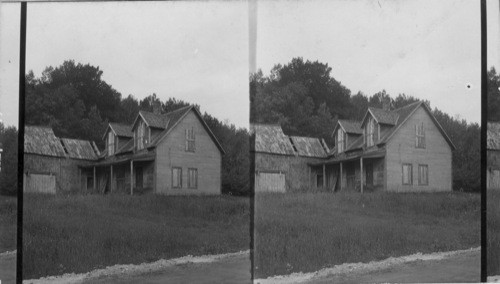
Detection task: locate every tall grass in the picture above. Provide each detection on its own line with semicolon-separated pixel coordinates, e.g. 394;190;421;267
23;194;250;279
488;190;500;276
0;196;17;252
254;191;480;278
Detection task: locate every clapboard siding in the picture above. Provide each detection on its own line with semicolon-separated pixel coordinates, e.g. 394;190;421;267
385;106;452;192
155;110;221;195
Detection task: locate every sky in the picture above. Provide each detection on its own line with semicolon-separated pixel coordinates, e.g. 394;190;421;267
0;0;499;128
0;1;249;128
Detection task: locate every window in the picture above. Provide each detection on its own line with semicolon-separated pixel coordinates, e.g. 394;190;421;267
418;164;428;185
337;129;346;153
366;117;375;147
416;123;425;148
135;121;149;150
108;131;115;155
186;127;195;152
188;168;198;189
172;167;182;188
402;163;413;185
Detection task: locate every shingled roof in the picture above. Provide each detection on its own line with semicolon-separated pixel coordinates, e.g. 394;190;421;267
60;138;99;160
335;120;363;135
109;123;133;137
289;136;328;158
24;126;67;157
364;107;399;126
251;124;296;155
488;122;500;150
115;106;225;155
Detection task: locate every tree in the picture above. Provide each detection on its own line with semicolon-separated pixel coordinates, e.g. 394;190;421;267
0;124;18;196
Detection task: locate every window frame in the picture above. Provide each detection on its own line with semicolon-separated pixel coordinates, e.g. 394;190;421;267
172;167;182;189
416;123;426;149
366;117;375;147
188;168;198;189
418;164;429;186
337;129;346;153
108;131;115;155
186;127;196;152
402;163;413;185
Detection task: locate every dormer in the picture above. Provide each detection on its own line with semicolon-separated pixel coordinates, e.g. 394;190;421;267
361;107;398;148
332;120;362;154
131;111;169;151
102;123;133;156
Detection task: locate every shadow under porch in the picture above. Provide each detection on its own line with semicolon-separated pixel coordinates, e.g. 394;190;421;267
79;156;155;195
309;152;386;192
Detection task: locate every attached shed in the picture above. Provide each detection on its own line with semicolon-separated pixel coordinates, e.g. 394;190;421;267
488;122;500;190
24;126;99;194
251;124;328;192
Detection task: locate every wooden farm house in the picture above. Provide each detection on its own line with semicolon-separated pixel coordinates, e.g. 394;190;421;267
488;122;500;190
24;105;225;195
252;101;456;193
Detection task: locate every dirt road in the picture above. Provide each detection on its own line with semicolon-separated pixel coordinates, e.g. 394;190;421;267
308;249;480;284
0;251;16;284
84;253;251;284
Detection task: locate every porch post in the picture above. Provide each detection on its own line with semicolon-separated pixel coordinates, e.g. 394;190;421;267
360;157;364;193
78;167;81;193
110;165;114;193
308;166;311;188
130;160;134;195
93;166;96;192
340;162;343;191
322;164;326;188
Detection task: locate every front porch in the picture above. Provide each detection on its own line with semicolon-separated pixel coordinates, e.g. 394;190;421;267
309;150;386;192
79;153;156;195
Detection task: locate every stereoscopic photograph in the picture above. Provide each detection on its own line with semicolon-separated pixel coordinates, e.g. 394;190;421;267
0;0;496;283
251;0;481;283
13;1;250;283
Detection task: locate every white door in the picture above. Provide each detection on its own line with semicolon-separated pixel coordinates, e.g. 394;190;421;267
255;172;286;193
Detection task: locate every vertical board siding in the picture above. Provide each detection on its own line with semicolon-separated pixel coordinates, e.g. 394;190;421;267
385;106;452;192
254;152;323;192
487;150;500;190
23;173;56;194
255;172;286;192
155;110;221;195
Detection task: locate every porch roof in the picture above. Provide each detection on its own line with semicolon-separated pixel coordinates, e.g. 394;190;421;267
80;151;155;168
309;148;386;166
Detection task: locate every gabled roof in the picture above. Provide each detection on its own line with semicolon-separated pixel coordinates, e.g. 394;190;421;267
362;107;399;127
60;138;99;160
289;136;328;158
333;120;363;135
24;126;67;157
340;101;455;152
250;124;296;155
114;106;225;155
488;122;500;150
102;122;133;140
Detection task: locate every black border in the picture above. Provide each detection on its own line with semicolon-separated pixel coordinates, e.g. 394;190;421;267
16;2;26;283
481;0;487;281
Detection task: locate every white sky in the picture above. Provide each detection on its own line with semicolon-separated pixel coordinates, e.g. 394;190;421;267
0;0;499;128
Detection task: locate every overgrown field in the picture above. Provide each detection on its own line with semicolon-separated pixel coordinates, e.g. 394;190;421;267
0;196;17;252
488;190;500;276
23;194;250;279
254;192;480;278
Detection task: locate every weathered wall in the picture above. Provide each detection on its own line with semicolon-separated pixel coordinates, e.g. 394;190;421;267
254;152;323;192
385;106;452;192
24;153;94;193
155;110;222;195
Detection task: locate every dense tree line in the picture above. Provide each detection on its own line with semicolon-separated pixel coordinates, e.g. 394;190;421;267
251;57;481;192
0;123;18;196
488;67;500;122
25;60;249;195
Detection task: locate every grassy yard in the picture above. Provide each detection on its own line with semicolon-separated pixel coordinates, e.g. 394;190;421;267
0;196;17;253
488;190;500;276
23;193;250;279
254;191;480;278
